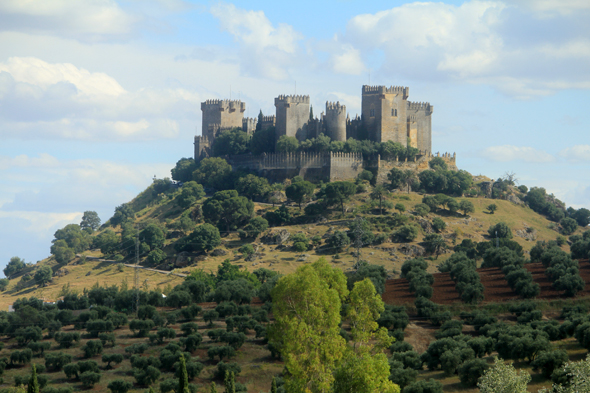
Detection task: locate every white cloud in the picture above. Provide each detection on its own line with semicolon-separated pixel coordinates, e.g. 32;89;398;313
210;2;304;80
559;145;590;162
481;145;555;163
0;57;201;141
339;1;590;98
0;0;137;42
331;44;366;75
512;0;590;17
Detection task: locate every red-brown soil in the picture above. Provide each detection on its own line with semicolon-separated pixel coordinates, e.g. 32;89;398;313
383;259;590;305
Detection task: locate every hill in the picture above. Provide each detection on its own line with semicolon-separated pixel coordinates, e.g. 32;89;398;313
0;169;584;310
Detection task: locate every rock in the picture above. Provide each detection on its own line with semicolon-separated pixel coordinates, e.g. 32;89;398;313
418;219;433;234
55;268;69;277
211;249;228;256
262;229;291;245
397;244;425;257
85;271;91;276
506;193;524;205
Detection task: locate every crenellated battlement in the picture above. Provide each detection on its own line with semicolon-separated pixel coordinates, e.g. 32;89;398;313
275;95;310;104
362;85;409;96
407;101;433;112
325;101;346;114
260;115;276;122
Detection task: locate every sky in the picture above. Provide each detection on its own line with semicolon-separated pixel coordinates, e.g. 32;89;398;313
0;0;589;273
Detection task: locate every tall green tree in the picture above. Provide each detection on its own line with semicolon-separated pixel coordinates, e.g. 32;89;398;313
477;357;530;393
212;128;250;156
286;181;315;209
325;181;356;214
270;259;348;392
27;364;39;393
276;136;299;153
4;256;26;277
192;157;232;190
171;158;197;183
224;371;235;393
80;211;101;232
370;185;388;215
202;190;254;232
33;266;52;287
178;354;189;393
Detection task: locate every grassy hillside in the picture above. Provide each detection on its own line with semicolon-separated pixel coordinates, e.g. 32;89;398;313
0;178;580;309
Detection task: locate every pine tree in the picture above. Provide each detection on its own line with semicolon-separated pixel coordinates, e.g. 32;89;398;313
27;364;39;393
271;377;277;393
178;354;189;393
224;371;235;393
210;382;218;393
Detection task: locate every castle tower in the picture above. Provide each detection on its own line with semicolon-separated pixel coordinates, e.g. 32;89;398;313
274;95;310;142
200;99;246;140
406;101;433;152
194;135;211;161
361;85;409;145
242;117;257;135
324;101;347;142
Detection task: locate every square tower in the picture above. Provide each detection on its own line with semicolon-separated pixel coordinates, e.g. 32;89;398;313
361;85;409;145
274;95;310;142
407;101;433;152
201;99;246;140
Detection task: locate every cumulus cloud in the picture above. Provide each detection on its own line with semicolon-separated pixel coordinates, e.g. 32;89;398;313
481;145;555;163
331;44;366;75
210;2;303;80
0;0;137;42
559;145;590;162
0;57;201;141
338;0;590;98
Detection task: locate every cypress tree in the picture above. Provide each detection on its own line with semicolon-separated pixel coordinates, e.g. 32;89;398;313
27;364;39;393
271;377;277;393
178;354;189;393
309;105;314;120
224;371;235;393
210;382;218;393
256;110;263;131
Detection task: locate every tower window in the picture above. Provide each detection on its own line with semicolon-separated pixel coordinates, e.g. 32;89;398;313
392;109;397;117
370;109;375;117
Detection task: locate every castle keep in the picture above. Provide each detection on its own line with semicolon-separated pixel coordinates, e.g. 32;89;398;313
194;85;451;182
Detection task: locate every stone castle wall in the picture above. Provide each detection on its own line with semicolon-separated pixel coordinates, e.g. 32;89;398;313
226;151;456;184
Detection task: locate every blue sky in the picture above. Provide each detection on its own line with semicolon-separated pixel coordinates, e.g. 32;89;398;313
1;0;589;273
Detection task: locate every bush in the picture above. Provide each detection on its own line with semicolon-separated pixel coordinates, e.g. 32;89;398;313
107;380;133;393
432;218;446;233
80;371;101;388
133;365;160;386
54;332;81;348
402;379;443;393
396;225;419;242
45;352;72;371
458;359;489;386
10;349;32;365
102;353;124;369
82;340;103;358
531;349;568;378
208;345;236;362
327;231;350;252
238;244;254;256
129;319;155;337
214;361;241;380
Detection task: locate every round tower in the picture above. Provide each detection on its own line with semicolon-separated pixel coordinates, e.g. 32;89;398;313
324;101;346;142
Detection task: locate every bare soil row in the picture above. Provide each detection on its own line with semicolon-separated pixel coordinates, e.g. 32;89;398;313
382;259;590;305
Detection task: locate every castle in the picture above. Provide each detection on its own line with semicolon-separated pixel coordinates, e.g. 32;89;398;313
194;85;453;183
